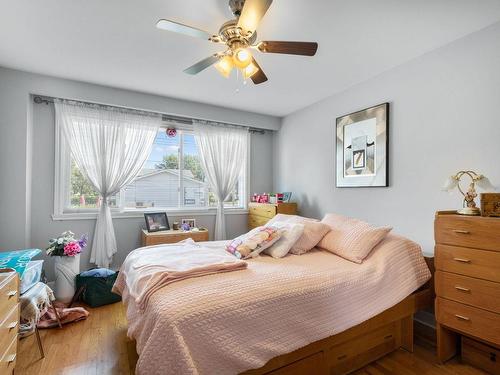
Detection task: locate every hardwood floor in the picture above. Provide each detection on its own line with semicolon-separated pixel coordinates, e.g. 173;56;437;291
16;303;487;375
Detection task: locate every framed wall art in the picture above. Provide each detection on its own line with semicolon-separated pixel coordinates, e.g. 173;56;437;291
336;103;389;187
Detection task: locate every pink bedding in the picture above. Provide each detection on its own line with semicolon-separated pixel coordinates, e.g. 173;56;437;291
114;233;431;375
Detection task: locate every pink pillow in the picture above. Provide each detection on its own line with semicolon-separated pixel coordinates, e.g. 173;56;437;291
317;214;392;263
290;221;331;255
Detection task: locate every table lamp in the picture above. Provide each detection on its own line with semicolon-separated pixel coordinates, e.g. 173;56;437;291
442;170;496;215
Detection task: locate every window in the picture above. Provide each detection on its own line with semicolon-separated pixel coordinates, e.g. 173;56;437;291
58;127;247;215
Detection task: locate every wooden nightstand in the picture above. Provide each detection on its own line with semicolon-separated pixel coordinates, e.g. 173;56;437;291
248;202;298;230
0;269;19;375
141;229;209;246
434;211;500;372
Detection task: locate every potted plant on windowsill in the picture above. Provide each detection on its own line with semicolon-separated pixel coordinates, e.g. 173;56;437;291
46;231;87;303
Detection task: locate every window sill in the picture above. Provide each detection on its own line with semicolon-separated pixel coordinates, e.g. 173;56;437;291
52;207;249;221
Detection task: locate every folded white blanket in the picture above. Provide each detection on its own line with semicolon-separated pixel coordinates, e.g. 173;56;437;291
114;239;247;310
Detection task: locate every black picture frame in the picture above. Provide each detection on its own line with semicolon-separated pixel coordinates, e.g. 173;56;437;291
335;102;389;187
144;212;170;232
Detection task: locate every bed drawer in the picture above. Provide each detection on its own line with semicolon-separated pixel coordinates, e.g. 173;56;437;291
0;335;17;375
267;352;324;375
435;215;500;251
248;214;270;229
249;204;277;219
434;244;500;283
0;304;19;357
0;276;18;321
328;322;398;374
435;271;500;314
436;297;500;346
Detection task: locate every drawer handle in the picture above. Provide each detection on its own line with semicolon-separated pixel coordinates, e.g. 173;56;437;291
453;257;471;263
453;229;470;234
7;321;18;330
455;314;470;321
6;290;17;298
6;354;16;364
455;285;471;292
337;354;347;360
384;334;393;340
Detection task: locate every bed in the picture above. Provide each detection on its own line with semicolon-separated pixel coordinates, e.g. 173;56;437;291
114;233;432;375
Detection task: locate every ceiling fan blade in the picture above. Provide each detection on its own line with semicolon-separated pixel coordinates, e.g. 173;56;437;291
237;0;273;35
156;19;212;40
250;58;268;85
183;55;221;75
258;41;318;56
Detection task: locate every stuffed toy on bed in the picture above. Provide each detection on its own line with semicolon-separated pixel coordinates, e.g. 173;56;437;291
226;227;282;259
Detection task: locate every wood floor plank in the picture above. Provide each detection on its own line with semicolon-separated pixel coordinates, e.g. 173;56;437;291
16;303;488;375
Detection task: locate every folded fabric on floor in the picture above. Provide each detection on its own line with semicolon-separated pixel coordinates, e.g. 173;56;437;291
113;238;247;310
80;268;116;277
38;303;89;329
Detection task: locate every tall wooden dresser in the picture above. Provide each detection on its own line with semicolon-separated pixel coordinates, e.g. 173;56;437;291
434;211;500;373
248;202;298;230
0;269;19;375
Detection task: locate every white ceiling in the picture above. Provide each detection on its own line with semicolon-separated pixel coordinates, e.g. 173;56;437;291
1;0;500;116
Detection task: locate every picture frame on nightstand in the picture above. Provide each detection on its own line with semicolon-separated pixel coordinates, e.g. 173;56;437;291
144;212;170;232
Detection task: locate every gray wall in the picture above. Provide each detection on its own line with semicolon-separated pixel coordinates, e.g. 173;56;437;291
275;22;500;255
0;67;278;279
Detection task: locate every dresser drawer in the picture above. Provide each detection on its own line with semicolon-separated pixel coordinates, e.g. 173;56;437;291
248;214;270;229
0;277;18;321
436;297;500;346
462;337;500;375
0;335;17;375
249;204;276;219
0;304;19;357
435;244;500;283
435;215;500;251
435;271;500;314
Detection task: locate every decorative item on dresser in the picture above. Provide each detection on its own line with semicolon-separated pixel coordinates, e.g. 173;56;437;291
434;210;500;374
481;193;500;217
0;269;19;375
141;228;209;246
442;170;496;216
248;202;298;230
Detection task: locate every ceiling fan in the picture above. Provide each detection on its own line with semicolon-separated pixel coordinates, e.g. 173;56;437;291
156;0;318;84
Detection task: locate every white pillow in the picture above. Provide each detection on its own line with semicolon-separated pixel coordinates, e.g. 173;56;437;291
266;214;319;226
264;222;305;258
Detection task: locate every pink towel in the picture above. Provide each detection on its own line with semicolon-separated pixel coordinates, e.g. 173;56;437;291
113;239;247;310
37;303;89;329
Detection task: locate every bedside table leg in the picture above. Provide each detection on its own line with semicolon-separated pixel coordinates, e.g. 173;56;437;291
436;323;458;363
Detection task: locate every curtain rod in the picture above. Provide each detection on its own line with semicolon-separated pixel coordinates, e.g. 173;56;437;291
32;95;267;134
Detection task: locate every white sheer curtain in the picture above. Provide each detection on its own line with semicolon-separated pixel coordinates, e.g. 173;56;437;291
55;100;160;268
194;121;249;240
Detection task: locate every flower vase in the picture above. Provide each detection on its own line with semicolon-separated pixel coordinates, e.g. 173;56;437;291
54;254;80;303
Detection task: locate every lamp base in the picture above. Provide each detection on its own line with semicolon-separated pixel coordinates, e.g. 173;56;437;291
457;207;481;216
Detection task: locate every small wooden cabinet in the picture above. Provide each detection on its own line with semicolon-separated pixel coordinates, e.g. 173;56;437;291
434;211;500;373
0;269;19;375
141;229;209;246
248;202;298;230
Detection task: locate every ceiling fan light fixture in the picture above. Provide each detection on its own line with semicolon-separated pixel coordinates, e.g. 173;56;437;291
243;62;259;79
232;48;252;69
214;55;234;78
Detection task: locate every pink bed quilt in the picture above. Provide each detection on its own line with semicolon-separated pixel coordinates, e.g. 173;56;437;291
113;234;431;375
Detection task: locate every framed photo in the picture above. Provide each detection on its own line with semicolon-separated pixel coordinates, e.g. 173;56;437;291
282;192;292;202
144;212;170;232
336;103;389;187
181;218;196;229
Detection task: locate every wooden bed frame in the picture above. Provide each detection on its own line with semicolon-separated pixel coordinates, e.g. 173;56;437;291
128;258;434;375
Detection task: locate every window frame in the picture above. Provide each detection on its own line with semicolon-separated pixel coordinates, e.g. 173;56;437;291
53;121;250;221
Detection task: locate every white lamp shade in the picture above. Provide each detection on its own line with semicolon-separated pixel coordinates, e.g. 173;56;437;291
442;176;459;192
476;176;497;191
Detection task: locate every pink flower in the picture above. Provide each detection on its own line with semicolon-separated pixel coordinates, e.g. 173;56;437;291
63;241;81;256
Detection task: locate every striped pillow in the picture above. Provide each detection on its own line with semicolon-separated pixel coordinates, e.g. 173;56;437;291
317;214;392;263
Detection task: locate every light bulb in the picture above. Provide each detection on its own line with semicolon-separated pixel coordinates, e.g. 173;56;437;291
243;62;259;79
232;48;252;69
214;56;233;78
